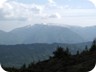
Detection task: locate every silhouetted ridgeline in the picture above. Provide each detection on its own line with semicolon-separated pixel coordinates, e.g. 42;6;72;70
3;39;96;72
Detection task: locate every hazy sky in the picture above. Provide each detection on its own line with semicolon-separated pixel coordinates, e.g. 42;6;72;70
0;0;96;31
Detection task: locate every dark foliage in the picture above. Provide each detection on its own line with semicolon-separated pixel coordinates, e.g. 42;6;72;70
0;42;92;67
90;39;96;52
53;47;70;59
3;40;96;72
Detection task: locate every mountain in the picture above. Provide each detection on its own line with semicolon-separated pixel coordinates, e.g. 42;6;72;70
70;26;96;41
0;24;96;44
0;24;85;44
0;30;19;44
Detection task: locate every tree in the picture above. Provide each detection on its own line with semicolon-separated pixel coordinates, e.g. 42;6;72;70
81;45;89;55
85;45;88;52
53;47;64;58
90;39;96;52
20;64;26;70
53;47;70;59
76;50;80;55
66;47;70;55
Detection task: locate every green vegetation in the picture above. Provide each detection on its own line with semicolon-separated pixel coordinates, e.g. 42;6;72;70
0;42;91;67
3;39;96;72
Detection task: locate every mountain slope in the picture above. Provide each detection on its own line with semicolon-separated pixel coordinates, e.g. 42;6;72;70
0;42;92;67
70;26;96;41
0;24;85;44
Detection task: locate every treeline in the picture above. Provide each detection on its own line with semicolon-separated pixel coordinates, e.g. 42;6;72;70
3;39;96;72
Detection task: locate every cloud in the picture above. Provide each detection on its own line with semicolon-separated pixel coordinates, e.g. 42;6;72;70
0;0;7;8
0;10;6;20
42;13;61;19
89;0;96;7
49;13;61;19
54;0;95;9
31;4;43;14
48;0;55;4
0;0;44;21
0;0;95;22
0;0;62;21
44;0;63;13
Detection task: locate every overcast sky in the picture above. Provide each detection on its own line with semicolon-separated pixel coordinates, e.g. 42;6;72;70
0;0;96;31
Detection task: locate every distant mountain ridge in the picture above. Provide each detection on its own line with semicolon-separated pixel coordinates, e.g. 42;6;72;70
0;42;92;67
0;24;96;45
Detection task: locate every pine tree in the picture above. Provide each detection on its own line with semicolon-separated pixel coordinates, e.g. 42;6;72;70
53;47;64;58
66;47;70;55
76;50;80;55
90;39;96;52
20;64;26;70
85;45;88;52
81;45;89;55
53;47;70;59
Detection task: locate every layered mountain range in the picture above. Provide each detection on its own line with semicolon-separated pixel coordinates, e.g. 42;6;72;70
0;24;95;67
